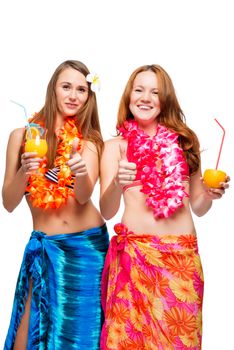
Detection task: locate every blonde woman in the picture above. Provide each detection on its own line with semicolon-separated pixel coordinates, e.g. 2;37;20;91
2;60;108;350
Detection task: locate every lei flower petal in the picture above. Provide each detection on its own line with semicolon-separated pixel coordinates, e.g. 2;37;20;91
119;120;189;219
26;118;83;209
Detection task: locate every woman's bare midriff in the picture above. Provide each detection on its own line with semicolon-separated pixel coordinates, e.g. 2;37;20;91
122;184;196;236
27;197;104;235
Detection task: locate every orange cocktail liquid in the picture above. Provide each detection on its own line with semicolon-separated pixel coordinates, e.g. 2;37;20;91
25;138;48;157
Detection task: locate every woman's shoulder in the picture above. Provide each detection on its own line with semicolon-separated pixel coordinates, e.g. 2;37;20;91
82;139;99;156
5;128;25;156
10;127;25;136
102;137;127;159
104;136;126;148
8;127;25;144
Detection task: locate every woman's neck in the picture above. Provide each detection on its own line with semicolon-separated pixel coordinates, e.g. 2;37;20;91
136;120;158;137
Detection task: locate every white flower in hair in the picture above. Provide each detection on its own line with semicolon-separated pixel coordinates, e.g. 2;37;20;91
86;72;101;92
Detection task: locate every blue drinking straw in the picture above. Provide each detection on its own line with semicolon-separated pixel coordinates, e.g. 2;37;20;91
10;99;32;138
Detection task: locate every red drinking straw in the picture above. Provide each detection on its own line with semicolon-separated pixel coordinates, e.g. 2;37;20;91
214;118;225;169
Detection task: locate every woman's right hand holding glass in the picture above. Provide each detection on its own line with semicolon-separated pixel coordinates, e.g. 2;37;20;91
21;152;42;175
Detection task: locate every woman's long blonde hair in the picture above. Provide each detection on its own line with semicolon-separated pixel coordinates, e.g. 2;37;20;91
117;64;200;175
30;60;103;167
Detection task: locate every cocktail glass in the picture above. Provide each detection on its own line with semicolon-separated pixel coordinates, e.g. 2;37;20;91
203;169;227;188
25;125;48;157
203;118;226;188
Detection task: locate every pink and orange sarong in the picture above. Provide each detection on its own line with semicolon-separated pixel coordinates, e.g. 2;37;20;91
101;223;204;350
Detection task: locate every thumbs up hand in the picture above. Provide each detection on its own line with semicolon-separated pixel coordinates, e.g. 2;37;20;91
67;138;87;177
116;144;137;186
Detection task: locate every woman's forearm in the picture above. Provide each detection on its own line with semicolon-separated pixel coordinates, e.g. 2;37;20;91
73;174;94;205
100;178;122;220
2;167;29;212
191;190;213;217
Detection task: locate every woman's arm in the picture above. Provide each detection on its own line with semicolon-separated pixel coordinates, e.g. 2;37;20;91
99;139;123;220
99;139;137;220
67;139;100;205
2;128;41;212
189;165;229;217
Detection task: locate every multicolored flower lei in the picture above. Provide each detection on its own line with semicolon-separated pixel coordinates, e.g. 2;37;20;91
26;118;83;209
118;120;189;219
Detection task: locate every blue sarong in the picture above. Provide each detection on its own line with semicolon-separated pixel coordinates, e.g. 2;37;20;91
4;224;109;350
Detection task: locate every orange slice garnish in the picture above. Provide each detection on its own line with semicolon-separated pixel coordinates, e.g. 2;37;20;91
26;126;40;140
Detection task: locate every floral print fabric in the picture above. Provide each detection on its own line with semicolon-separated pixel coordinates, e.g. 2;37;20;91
101;224;203;350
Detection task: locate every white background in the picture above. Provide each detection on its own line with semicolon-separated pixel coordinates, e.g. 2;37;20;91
0;0;233;348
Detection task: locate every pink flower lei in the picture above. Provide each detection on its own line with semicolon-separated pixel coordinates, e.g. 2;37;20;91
118;120;189;219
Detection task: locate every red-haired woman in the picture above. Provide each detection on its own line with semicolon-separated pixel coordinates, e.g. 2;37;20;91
100;64;229;349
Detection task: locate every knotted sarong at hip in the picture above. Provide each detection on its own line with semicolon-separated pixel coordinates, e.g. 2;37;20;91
101;223;203;350
4;224;109;350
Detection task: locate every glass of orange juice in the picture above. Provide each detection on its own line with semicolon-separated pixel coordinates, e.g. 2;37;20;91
25;124;48;157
